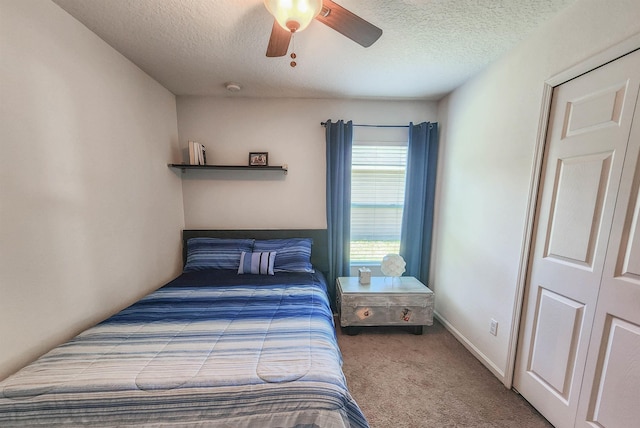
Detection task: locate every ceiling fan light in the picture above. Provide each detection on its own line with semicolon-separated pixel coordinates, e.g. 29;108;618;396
264;0;323;33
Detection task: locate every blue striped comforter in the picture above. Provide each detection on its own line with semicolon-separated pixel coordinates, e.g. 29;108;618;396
0;271;368;427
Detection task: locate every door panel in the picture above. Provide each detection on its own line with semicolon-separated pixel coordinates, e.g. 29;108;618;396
586;317;640;428
575;82;640;428
515;50;640;428
617;172;640;279
545;152;613;266
528;289;585;400
562;83;627;138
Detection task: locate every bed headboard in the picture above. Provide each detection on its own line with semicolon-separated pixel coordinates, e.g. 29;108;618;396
182;229;329;275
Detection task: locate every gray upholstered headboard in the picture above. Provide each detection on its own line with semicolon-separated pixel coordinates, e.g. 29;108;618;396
182;229;329;275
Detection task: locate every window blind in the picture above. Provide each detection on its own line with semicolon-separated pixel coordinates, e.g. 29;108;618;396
350;144;408;264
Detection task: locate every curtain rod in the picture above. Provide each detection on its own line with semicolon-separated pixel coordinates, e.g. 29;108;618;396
320;122;409;128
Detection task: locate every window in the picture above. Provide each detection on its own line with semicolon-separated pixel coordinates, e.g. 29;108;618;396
350;141;408;264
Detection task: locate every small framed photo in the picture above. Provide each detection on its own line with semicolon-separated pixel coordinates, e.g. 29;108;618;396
249;152;269;166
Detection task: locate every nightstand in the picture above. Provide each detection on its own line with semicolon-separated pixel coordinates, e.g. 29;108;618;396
336;276;434;335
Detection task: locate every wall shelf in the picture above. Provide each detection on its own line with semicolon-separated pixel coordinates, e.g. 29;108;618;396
168;164;288;175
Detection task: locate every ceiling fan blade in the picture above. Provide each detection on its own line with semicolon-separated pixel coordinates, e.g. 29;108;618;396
315;0;382;48
266;20;292;57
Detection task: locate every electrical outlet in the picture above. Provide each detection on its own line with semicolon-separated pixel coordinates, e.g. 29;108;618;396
490;319;498;336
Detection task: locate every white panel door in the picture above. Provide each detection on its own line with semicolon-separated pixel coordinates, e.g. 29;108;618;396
514;50;640;428
575;83;640;428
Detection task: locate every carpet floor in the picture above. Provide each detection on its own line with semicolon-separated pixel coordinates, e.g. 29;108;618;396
336;319;552;428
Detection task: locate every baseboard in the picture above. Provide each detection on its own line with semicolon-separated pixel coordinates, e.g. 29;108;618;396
434;311;507;385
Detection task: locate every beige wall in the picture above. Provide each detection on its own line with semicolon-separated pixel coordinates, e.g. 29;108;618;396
0;0;185;380
433;0;640;384
176;97;436;229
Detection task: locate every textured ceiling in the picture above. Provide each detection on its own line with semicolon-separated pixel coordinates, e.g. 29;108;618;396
51;0;575;100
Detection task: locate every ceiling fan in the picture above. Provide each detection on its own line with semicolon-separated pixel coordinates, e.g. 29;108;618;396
264;0;383;58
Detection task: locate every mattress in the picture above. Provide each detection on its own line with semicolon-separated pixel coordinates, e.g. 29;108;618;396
0;270;368;427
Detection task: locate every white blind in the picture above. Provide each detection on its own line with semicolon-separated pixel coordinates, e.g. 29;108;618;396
350;143;408;263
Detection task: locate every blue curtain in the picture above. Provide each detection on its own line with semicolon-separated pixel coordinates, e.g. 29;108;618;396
399;122;439;284
325;120;353;305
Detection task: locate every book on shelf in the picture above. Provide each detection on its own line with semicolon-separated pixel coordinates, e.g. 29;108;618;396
188;141;206;165
188;141;196;164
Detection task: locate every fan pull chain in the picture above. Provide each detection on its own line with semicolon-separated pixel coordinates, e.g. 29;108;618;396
290;33;297;68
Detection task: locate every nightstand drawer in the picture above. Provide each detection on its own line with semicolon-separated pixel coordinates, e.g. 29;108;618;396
339;299;433;327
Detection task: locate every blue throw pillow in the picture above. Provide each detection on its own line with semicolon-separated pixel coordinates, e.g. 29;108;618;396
253;238;314;273
238;251;276;275
184;238;254;272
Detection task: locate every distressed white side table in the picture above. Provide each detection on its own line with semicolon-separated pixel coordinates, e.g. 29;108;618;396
336;276;434;335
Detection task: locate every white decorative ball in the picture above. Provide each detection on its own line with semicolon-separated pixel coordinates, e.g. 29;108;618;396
381;254;406;277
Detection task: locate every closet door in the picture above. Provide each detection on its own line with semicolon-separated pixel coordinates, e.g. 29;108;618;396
574;84;640;428
514;50;640;428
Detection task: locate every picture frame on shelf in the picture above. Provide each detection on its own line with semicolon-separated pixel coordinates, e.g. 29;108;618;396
249;152;268;166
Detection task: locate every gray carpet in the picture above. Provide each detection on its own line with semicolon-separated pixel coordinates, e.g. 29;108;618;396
336;319;552;428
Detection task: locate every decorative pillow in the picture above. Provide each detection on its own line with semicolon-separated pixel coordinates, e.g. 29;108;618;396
184;238;254;272
253;238;314;273
238;251;276;275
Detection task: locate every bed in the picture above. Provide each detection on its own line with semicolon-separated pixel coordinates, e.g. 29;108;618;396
0;229;368;427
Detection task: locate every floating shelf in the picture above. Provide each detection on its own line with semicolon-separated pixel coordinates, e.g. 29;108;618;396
168;164;288;174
